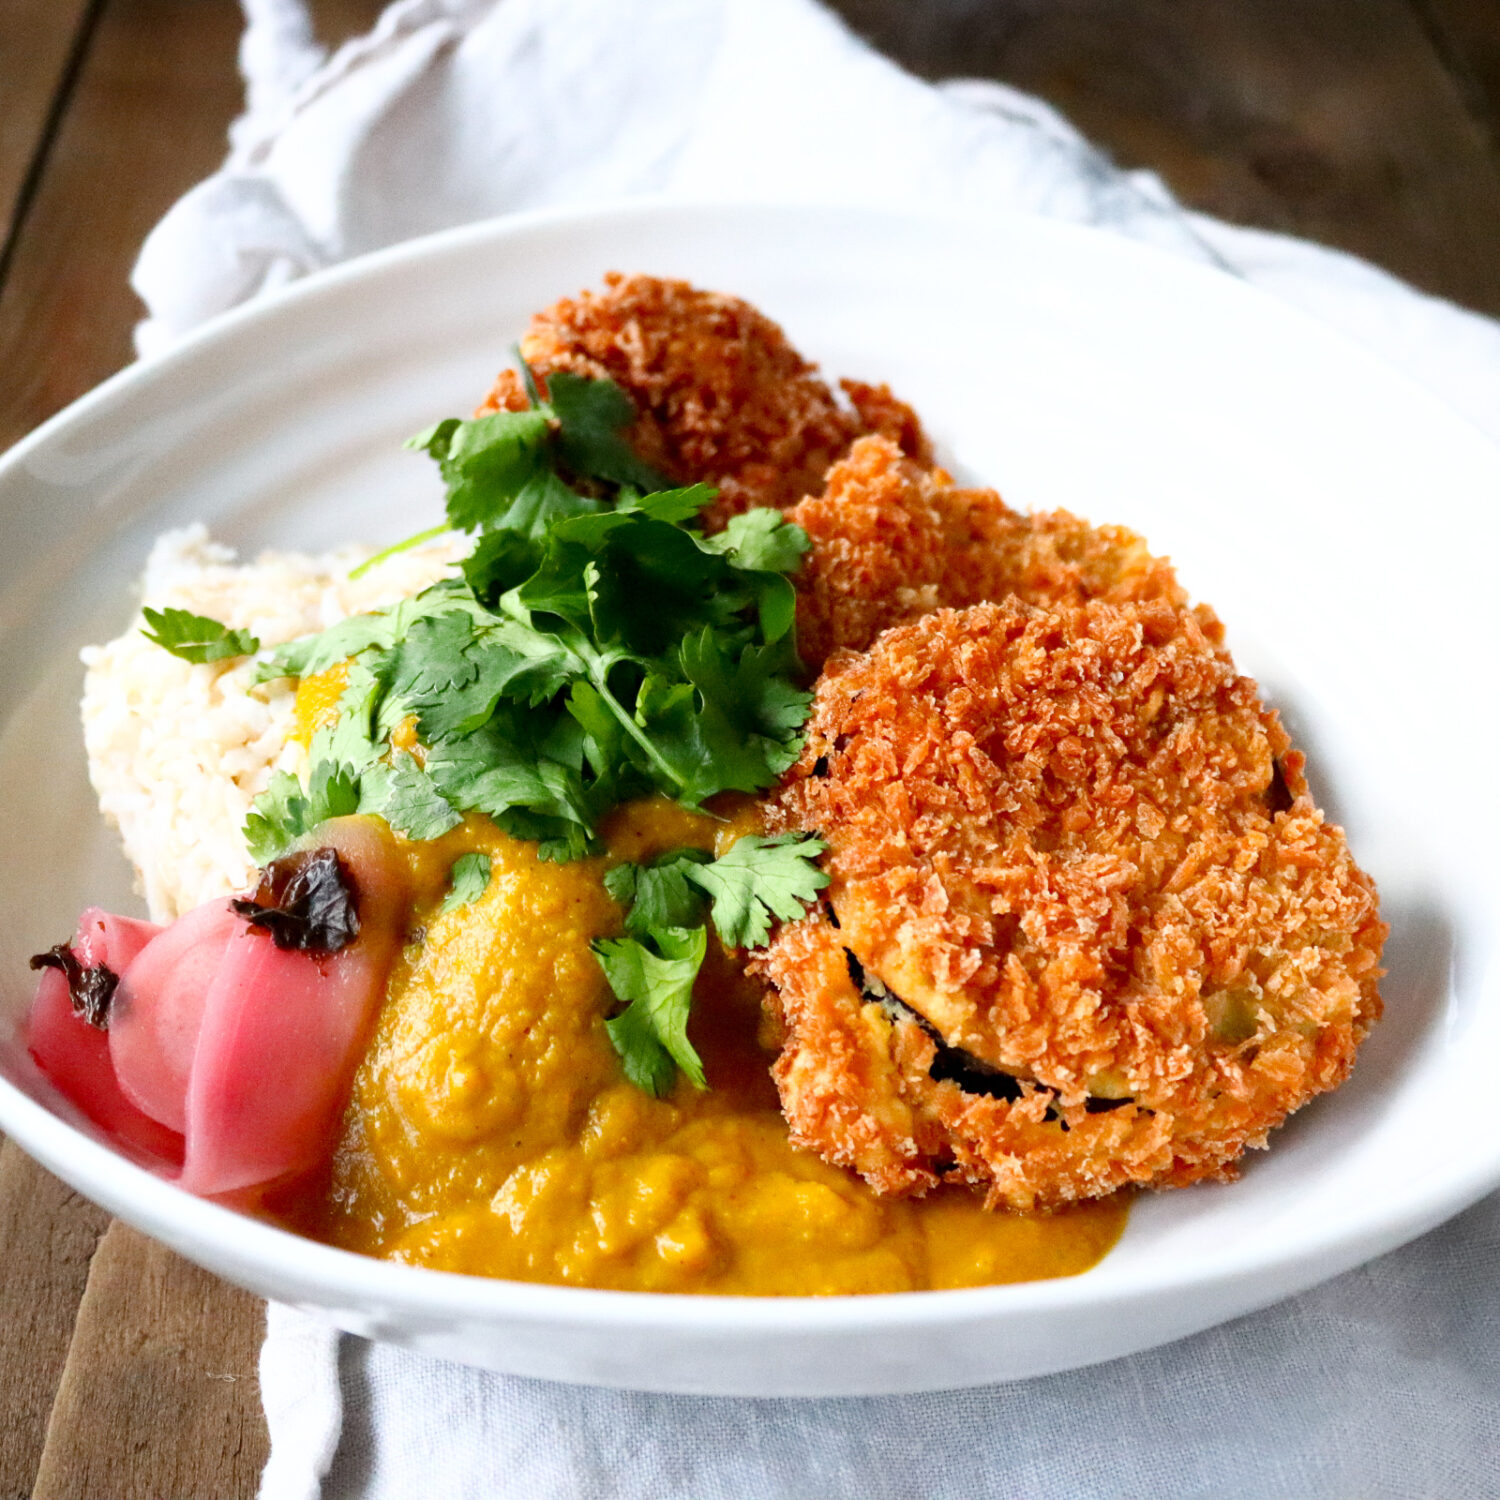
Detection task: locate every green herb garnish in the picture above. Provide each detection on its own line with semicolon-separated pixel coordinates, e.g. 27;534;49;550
243;762;359;864
440;852;492;914
597;925;708;1096
141;606;259;664
595;835;827;1095
240;365;825;1096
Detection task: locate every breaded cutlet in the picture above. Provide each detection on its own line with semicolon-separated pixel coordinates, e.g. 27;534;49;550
479;273;930;530
754;599;1386;1210
791;434;1220;671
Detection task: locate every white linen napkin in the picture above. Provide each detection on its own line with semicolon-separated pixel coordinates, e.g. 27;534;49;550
129;3;1500;1495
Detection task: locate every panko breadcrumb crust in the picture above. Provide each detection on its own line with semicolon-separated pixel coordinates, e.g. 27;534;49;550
790;433;1221;671
86;273;1386;1216
754;600;1386;1210
479;273;930;528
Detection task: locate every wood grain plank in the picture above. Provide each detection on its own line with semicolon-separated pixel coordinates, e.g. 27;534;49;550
313;0;388;50
827;0;1500;315
1;5;386;1493
0;1145;110;1500
0;1;258;1493
0;0;95;247
31;1225;267;1500
0;0;244;451
1415;0;1500;155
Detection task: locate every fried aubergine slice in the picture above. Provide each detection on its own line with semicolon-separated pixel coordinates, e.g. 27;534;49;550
753;599;1386;1210
790;434;1220;672
479;274;930;529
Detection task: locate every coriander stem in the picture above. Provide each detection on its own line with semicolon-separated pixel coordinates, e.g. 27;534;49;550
589;669;686;797
348;524;450;582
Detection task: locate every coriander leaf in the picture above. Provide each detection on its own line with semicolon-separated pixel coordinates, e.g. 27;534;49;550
241;760;358;863
634;668;790;804
605;849;712;936
257;373;820;862
679;630;812;747
309;758;361;822
255;613;391;683
254;581;480;683
548;372;667;490
461;528;541;608
701;508;810;575
684;833;828;948
746;571;799;646
404;417;461;459
440;851;492;914
616;484;717;524
488;468;600;541
357;757;462;840
425;714;596;836
408;409;554;532
511;542;601;633
243;772;308;863
504;813;596;864
308;660;385;775
595;925;708;1095
407;632;561;740
515;350;544;408
374;611;480;703
553;512;739;658
564;680;634;793
141;606;259;664
603;1001;677;1097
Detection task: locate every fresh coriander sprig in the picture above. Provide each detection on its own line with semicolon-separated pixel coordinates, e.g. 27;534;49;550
594;835;827;1096
440;852;492;914
141;606;259;664
243;368;814;865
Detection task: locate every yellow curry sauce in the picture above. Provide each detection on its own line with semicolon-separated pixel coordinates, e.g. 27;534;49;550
278;671;1127;1294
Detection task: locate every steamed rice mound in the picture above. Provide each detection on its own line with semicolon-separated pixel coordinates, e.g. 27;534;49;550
754;597;1387;1210
80;527;459;919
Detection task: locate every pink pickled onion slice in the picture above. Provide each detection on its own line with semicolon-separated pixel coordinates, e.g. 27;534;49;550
180;818;406;1195
27;908;183;1169
110;898;241;1133
72;906;161;972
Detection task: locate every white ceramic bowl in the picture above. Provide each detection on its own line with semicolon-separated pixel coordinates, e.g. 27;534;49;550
1;202;1497;1396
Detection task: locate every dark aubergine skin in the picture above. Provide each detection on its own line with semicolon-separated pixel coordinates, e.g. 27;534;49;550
842;944;1135;1122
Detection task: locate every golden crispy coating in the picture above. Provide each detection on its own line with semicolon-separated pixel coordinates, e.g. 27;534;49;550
479;274;929;529
754;599;1385;1209
791;435;1218;670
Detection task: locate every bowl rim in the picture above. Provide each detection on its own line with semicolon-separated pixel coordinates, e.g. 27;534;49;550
2;194;1498;1339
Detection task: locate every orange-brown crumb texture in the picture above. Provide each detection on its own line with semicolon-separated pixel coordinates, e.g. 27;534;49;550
486;274;1386;1210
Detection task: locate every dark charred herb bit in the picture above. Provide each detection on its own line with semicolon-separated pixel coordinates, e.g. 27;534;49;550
231;848;360;954
30;945;119;1029
141;606;260;664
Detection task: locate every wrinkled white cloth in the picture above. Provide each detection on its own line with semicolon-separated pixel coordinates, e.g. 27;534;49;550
267;1194;1500;1500
128;2;1500;1496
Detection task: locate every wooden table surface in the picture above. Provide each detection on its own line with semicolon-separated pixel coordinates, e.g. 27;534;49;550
2;1;1499;1494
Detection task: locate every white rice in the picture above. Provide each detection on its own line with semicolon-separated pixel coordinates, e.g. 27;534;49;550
80;525;460;920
